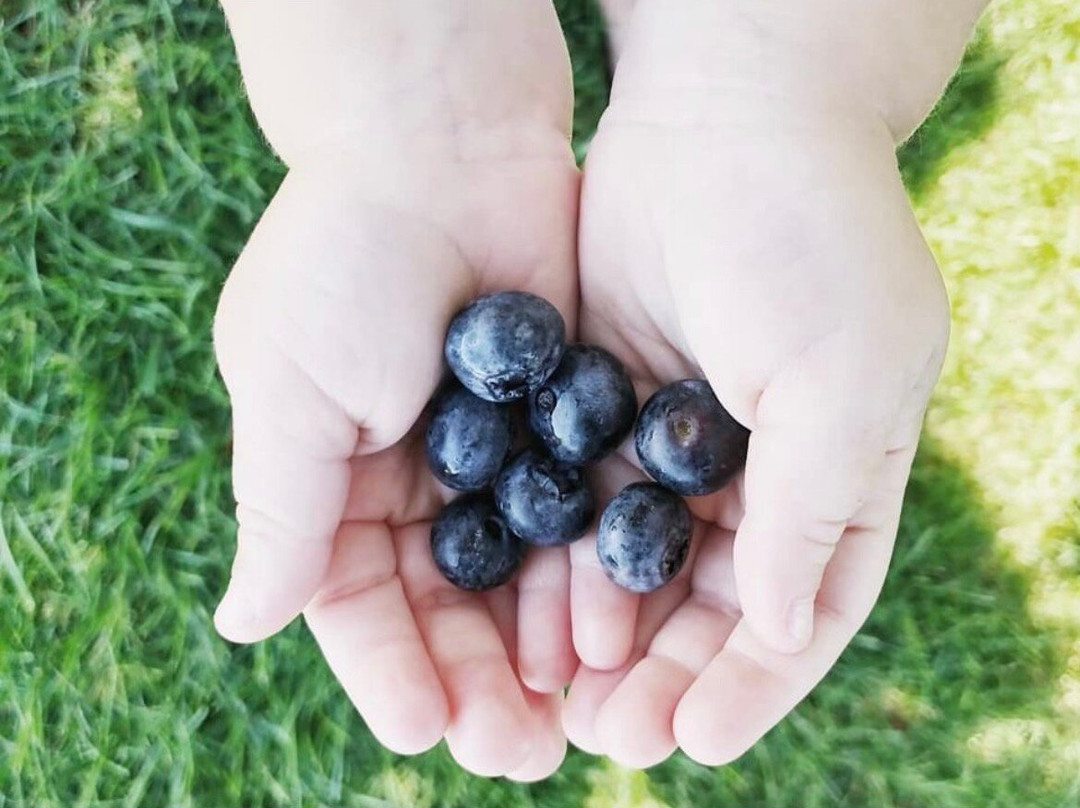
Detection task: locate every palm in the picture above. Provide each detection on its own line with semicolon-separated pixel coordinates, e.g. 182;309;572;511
565;106;948;767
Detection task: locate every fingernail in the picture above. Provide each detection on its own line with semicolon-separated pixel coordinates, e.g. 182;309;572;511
786;598;815;649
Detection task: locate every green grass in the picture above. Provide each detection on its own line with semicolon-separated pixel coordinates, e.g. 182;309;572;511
1;0;1078;805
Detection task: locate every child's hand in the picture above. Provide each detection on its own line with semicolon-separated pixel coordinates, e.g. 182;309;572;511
212;0;578;779
564;0;983;767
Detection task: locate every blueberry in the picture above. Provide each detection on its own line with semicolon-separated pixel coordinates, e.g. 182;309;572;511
596;482;693;593
528;344;637;465
635;379;750;496
430;494;525;591
425;382;512;491
445;291;566;402
494;449;595;547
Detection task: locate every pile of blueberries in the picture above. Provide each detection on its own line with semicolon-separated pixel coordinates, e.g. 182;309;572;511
426;291;750;594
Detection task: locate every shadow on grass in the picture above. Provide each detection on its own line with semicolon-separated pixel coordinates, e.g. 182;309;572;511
898;26;1006;202
644;434;1070;807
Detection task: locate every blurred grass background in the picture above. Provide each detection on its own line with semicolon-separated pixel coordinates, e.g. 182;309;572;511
1;0;1078;805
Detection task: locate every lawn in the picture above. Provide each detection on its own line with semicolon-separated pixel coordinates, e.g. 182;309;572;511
1;0;1078;806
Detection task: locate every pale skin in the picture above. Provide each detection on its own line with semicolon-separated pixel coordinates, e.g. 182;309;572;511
212;0;988;777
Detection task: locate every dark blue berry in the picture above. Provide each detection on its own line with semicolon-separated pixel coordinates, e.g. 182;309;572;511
596;482;693;593
528;344;637;465
430;494;525;591
445;291;566;402
494;449;595;547
635;379;749;496
425;382;512;491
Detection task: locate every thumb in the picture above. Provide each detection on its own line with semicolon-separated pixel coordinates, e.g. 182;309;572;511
212;268;355;644
213;414;352;645
210;168;468;644
728;340;902;654
732;422;884;654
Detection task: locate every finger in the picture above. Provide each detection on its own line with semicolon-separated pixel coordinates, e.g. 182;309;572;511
570;535;640;670
594;529;738;768
213;171;466;643
398;523;535;776
480;569;570;780
213;258;354;643
304;521;448;754
595;658;685;768
734;423;916;653
569;458;647;671
507;689;568;783
564;534;701;755
517;546;576;693
728;351;901;654
673;479;906;766
563;661;634;755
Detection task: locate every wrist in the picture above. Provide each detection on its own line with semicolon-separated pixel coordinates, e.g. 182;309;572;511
612;0;988;142
221;0;573;168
